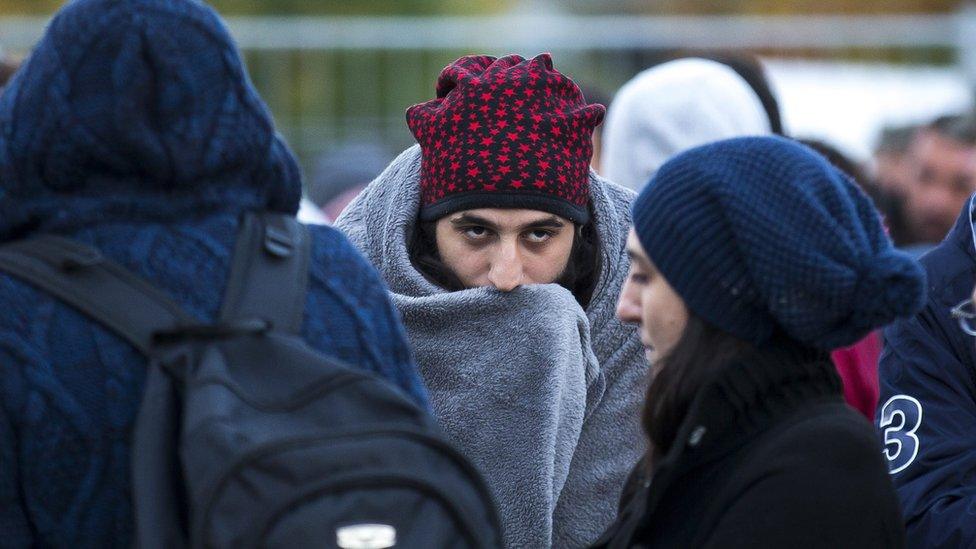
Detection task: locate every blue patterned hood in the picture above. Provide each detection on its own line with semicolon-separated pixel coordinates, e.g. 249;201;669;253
0;0;301;240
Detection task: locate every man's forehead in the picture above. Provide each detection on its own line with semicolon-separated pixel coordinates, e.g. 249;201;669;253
450;208;566;226
915;130;976;155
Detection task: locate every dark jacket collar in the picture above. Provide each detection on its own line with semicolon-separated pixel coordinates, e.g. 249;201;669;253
677;343;841;458
923;193;976;293
605;341;843;546
907;194;976;382
943;193;976;265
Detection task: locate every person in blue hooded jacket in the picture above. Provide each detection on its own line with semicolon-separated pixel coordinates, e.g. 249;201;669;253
0;0;427;546
877;193;976;547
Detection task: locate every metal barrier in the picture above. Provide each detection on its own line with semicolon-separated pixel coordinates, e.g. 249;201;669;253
2;11;972;170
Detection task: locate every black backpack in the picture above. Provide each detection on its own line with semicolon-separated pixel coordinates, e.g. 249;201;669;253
0;212;503;549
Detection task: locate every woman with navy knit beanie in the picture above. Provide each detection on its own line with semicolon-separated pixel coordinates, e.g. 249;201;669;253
594;136;924;548
0;0;428;546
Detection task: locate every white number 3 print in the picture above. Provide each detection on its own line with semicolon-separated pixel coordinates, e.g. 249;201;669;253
879;395;923;475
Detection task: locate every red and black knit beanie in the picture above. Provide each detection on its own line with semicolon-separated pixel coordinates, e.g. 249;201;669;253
406;54;605;224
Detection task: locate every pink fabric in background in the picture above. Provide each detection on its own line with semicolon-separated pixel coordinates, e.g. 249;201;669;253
830;331;882;420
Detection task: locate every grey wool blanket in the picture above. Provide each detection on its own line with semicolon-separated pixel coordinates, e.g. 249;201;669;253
335;146;648;548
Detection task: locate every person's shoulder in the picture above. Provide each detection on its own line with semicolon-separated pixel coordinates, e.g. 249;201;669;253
709;403;904;549
304;223;391;291
0;271;50;328
306;222;349;244
883;223;975;352
757;402;884;470
881;238;976;372
306;223;369;263
918;218;971;270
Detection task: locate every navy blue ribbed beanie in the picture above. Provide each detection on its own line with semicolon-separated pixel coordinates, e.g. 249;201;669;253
0;0;301;241
632;136;926;350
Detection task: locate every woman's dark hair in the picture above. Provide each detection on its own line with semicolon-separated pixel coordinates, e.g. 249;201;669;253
643;313;753;463
407;209;602;308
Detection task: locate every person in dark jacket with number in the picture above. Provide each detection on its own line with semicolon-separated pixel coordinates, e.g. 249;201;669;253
0;0;427;546
877;193;976;547
594;136;923;548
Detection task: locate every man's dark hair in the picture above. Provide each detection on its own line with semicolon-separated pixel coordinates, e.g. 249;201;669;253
926;113;976;146
799;138;870;190
874;124;917;156
408;210;602;308
0;56;21;91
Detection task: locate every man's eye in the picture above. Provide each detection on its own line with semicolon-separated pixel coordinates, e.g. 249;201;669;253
525;229;554;243
462;226;489;239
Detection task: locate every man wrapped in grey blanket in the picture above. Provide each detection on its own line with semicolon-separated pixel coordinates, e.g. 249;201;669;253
335;145;647;547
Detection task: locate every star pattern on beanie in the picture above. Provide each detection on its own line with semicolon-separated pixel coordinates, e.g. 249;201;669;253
406;54;605;224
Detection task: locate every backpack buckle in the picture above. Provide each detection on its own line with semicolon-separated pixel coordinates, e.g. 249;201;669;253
264;225;294;258
61;248;103;272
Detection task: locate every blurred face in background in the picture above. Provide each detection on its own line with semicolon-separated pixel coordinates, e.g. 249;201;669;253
904;129;976;244
434;208;576;292
322;185;367;221
873;149;914;197
0;56;22;97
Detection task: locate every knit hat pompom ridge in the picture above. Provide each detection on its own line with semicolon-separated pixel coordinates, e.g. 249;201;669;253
632;136;927;351
841;250;926;345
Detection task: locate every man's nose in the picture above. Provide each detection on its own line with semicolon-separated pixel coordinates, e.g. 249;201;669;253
488;241;524;292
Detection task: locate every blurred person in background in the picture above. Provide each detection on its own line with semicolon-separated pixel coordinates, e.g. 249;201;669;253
0;0;428;545
900;114;976;253
873;124;917;198
309;141;392;221
0;51;21;94
578;84;611;172
296;196;330;224
862;125;917;248
877;189;976;547
297;142;391;225
600;56;776;192
336;53;648;547
598;136;922;548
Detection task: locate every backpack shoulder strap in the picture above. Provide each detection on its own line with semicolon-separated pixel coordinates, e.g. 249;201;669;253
220;212;310;334
0;236;195;355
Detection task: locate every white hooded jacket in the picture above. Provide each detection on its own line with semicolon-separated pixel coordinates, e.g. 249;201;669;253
600;58;773;192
